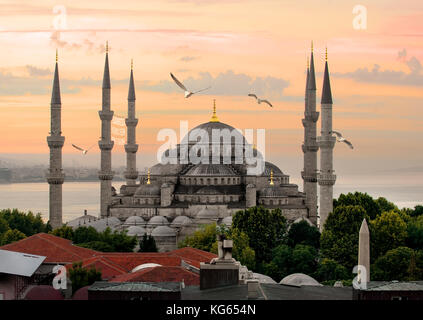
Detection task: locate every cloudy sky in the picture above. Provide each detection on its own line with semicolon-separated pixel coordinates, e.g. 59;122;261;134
0;0;422;189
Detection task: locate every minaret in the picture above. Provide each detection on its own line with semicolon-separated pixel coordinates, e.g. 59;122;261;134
98;42;114;218
124;59;139;185
358;218;370;282
46;50;65;229
317;48;336;231
301;42;319;225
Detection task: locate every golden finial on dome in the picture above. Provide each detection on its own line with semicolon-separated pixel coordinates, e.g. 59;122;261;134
147;168;151;185
210;99;219;122
270;169;274;186
253;143;257;150
311;40;314;53
56;49;58;63
106;41;109;54
325;47;328;62
131;58;133;70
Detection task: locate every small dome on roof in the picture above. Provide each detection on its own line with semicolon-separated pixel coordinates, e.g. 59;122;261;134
197;206;219;219
279;273;322;287
293;217;313;226
221;216;232;226
126;226;147;236
134;184;160;197
131;263;162;273
125;216;145;225
151;225;176;237
259;186;286;197
171;216;192;226
147;215;169;226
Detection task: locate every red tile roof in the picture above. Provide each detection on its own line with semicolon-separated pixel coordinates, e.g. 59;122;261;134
0;233;98;263
167;247;217;268
110;266;200;286
64;256;128;280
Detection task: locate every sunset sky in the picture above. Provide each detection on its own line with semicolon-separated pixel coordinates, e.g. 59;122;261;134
0;0;422;185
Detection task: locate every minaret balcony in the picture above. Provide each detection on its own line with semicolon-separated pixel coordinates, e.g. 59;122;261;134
46;170;65;184
125;119;138;126
98;110;114;121
98;171;115;180
98;140;114;150
301;171;318;182
317;173;336;186
317;136;336;148
47;136;65;148
302;141;319;153
124;144;138;153
124;171;139;180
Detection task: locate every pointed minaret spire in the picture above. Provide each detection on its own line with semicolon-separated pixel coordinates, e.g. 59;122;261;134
102;42;111;89
51;50;61;105
305;56;310;93
308;41;316;90
128;59;136;101
321;48;333;104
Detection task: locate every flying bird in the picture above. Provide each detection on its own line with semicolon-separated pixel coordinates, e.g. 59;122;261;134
331;131;354;149
248;94;273;107
170;73;211;98
72;144;96;155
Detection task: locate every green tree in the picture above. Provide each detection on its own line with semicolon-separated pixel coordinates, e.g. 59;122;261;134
287;220;320;249
77;241;114;252
372;246;419;281
233;206;287;263
321;205;367;271
178;223;218;252
0;209;50;236
375;197;398;214
100;228;137;252
407;216;423;250
73;226;100;244
333;192;380;220
314;258;349;282
370;210;407;260
1;229;26;245
411;205;423;218
228;228;256;270
68;262;102;294
291;244;318;276
0;217;10;235
139;234;158;252
50;225;74;240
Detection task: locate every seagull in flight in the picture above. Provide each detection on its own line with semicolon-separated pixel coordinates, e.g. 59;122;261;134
170;73;211;98
248;94;273;107
72;144;96;155
331;131;354;149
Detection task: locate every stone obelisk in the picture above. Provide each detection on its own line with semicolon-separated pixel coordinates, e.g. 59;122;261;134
358;218;370;282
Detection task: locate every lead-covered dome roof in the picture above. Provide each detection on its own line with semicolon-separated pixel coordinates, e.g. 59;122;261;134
185;164;237;176
134;184;160;197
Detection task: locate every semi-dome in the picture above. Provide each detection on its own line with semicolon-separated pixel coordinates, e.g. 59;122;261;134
151;225;176;237
125;216;145;225
279;273;322;287
262;162;284;176
126;225;147;236
150;163;184;175
147;215;169;226
171;215;192;226
197;206;219;219
134;184;160;197
185;164;237;176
